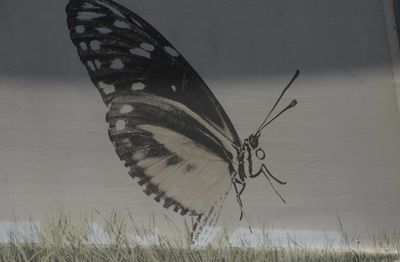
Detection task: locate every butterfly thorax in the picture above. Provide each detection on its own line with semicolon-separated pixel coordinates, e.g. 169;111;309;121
235;134;265;180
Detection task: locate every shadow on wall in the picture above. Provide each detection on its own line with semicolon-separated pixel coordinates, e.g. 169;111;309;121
0;0;390;80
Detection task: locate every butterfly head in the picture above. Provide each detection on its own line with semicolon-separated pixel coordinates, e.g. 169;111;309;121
248;133;266;160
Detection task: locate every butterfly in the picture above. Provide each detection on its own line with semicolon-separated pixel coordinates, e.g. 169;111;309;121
66;0;299;243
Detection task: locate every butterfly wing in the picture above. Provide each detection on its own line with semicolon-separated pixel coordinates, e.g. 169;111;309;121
66;0;240;145
107;94;233;215
66;0;241;215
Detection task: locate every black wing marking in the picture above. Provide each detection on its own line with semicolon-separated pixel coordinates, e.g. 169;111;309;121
66;0;240;146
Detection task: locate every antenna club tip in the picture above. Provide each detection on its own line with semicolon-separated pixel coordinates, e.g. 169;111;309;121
290;99;298;107
295;70;300;76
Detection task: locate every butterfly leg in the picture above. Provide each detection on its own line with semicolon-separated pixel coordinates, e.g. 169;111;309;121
250;164;287;184
251;164;287;203
233;179;246;220
234;178;246;196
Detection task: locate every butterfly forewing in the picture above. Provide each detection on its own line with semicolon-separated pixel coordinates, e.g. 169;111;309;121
66;0;240;145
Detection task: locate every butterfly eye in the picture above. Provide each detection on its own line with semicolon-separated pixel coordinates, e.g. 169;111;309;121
255;148;265;160
249;134;258;149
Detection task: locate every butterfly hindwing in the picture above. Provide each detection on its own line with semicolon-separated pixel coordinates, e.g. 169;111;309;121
66;0;240;145
106;94;233;215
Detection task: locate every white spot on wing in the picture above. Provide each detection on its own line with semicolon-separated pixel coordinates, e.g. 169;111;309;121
120;105;134;114
116;120;126;131
82;3;96;9
98;81;115;94
96;27;112;34
131;82;145;91
132;151;145;161
122;138;132;147
171;85;177;92
110;59;124;69
97;2;125;18
164;46;179;57
140;43;155;52
90;40;101;50
79;42;88;51
77;11;105;20
75;25;85;33
94;60;101;68
87;61;95;71
114;20;130;29
130;48;150;59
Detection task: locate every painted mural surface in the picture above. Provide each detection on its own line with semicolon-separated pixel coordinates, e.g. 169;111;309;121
0;0;399;251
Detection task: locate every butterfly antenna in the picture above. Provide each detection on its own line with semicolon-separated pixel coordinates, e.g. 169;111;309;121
256;70;300;135
257;99;297;133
